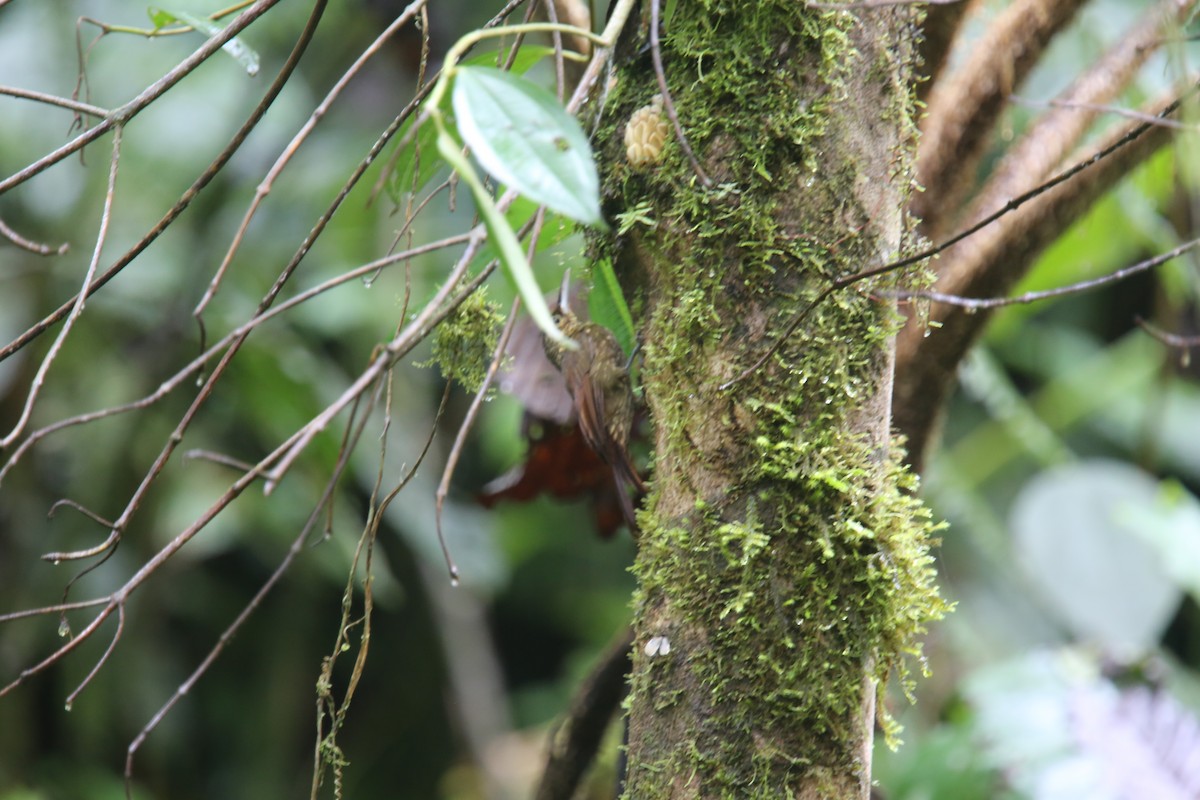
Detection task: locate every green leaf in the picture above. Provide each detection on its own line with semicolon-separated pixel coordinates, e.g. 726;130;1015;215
152;9;260;76
467;196;578;274
1010;459;1182;655
588;258;636;356
663;0;680;26
388;49;556;202
387;114;444;201
435;128;574;349
462;44;556;74
451;66;603;227
147;7;175;29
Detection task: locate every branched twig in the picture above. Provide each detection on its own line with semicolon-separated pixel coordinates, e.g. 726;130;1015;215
43;500;118;563
261;230;493;497
1;125;122;449
64;603;124;711
0;0;281;196
3;0;643;789
0;232;471;488
192;0;432;328
0;0;331;703
962;0;1196;246
0;597;110;624
259;194;549;502
128;390;377;799
1;0;301;364
894;89;1187;469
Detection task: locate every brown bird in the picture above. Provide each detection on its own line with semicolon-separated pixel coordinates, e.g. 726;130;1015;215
542;274;645;532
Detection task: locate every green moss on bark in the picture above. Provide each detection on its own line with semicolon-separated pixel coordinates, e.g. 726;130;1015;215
603;1;948;796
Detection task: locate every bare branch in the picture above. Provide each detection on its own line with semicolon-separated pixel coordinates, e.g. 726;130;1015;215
0;597;110;624
914;0;1086;239
130;378;379;797
1;0;312;364
261;232;491;495
0;231;472;488
44;500;118;561
723;84;1189;393
1;600;119;697
915;0;974;101
895;90;1182;470
64;603;124;710
535;626;634;800
962;0;1198;241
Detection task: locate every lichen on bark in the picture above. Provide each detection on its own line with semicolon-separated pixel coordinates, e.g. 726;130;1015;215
593;2;949;797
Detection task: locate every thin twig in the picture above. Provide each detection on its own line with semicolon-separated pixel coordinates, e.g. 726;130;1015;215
64;603;124;711
1;0;304;364
261;225;498;494
0;0;282;196
1135;316;1200;350
43;500;118;564
1010;94;1200;131
0;232;472;488
0;85;110;117
1;125;122;448
127;392;375;797
311;393;384;798
24;0;330;634
46;499;114;528
650;0;711;187
0;217;69;255
191;0;431;324
182;449;257;473
720;88;1188;391
806;0;962;7
434;288;526;582
892;235;1200;309
0;597;110;624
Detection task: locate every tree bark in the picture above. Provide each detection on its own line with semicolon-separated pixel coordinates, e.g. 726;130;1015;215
593;3;947;797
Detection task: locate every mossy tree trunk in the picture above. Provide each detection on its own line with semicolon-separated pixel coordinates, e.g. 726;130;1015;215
592;4;946;797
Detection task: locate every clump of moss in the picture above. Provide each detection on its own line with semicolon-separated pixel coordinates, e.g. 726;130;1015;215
421;286;502;393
